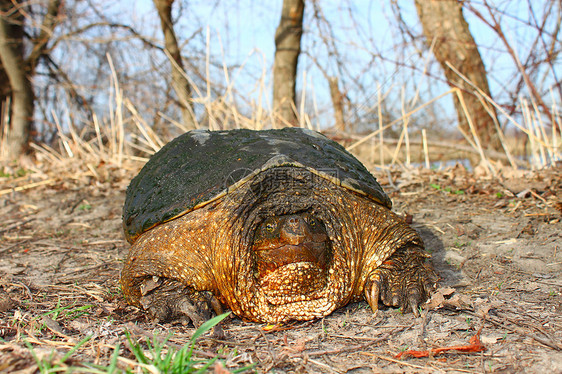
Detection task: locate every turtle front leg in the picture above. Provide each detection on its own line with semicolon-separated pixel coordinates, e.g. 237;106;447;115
121;255;221;327
364;246;437;316
136;276;223;327
120;210;221;326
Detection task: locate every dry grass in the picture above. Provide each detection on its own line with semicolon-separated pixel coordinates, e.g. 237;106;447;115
5;64;558;186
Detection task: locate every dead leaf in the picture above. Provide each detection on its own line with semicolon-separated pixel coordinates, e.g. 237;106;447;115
0;289;15;312
481;334;503;344
213;362;232;374
425;287;456;310
442;294;472;310
395;329;486;359
517;189;531;198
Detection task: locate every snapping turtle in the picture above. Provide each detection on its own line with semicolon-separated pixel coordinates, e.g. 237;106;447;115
121;128;436;323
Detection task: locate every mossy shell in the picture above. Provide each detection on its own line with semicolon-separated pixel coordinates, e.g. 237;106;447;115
123;128;391;242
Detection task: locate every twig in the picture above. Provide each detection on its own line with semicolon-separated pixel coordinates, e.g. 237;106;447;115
361;352;430;370
422;129;429;168
41;316;75;342
298;326;409;358
445;62;550;148
308;358;343;373
0;218;35;235
455;89;495;176
347;89;456;151
466;2;553;123
0;180;58;196
470;311;562;351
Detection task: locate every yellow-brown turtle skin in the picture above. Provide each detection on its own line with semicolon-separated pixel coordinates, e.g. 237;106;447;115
121;167;436;323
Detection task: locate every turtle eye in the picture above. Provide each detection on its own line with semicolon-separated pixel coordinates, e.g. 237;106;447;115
305;215;317;227
265;222;276;232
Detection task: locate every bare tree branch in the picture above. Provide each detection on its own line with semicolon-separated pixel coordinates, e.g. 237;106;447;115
153;0;196;130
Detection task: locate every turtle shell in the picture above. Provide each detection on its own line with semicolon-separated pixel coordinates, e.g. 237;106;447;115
123;127;391;242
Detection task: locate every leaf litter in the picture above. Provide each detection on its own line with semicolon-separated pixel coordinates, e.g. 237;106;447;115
0;162;561;372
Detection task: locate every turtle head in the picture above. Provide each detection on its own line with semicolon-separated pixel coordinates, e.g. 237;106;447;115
251;212;332;299
214;167;353;321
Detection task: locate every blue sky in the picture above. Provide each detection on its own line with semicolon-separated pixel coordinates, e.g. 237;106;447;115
110;1;560;132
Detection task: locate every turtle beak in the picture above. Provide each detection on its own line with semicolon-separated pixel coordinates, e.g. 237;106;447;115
280;215;310;245
253;214;331;275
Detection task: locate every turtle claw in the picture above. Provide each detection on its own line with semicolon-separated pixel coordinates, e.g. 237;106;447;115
364;246;437;316
408;292;422;317
365;276;381;313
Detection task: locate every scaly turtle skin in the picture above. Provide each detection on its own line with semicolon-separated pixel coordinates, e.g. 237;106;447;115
121;128;437;323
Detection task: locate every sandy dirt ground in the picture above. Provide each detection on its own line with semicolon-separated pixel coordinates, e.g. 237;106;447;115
0;163;560;373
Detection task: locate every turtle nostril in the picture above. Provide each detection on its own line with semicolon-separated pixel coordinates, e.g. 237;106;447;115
281;215;307;241
288;217;299;226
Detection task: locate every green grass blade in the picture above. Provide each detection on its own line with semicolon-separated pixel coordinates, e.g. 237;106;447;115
107;343;120;373
232;362;258;373
193;356;218;374
60;334;92;363
190;312;230;343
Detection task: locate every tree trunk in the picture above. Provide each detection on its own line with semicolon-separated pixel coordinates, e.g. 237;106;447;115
0;0;33;159
153;0;196;130
328;76;345;132
414;0;501;150
0;60;10;102
0;0;61;160
273;0;304;126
